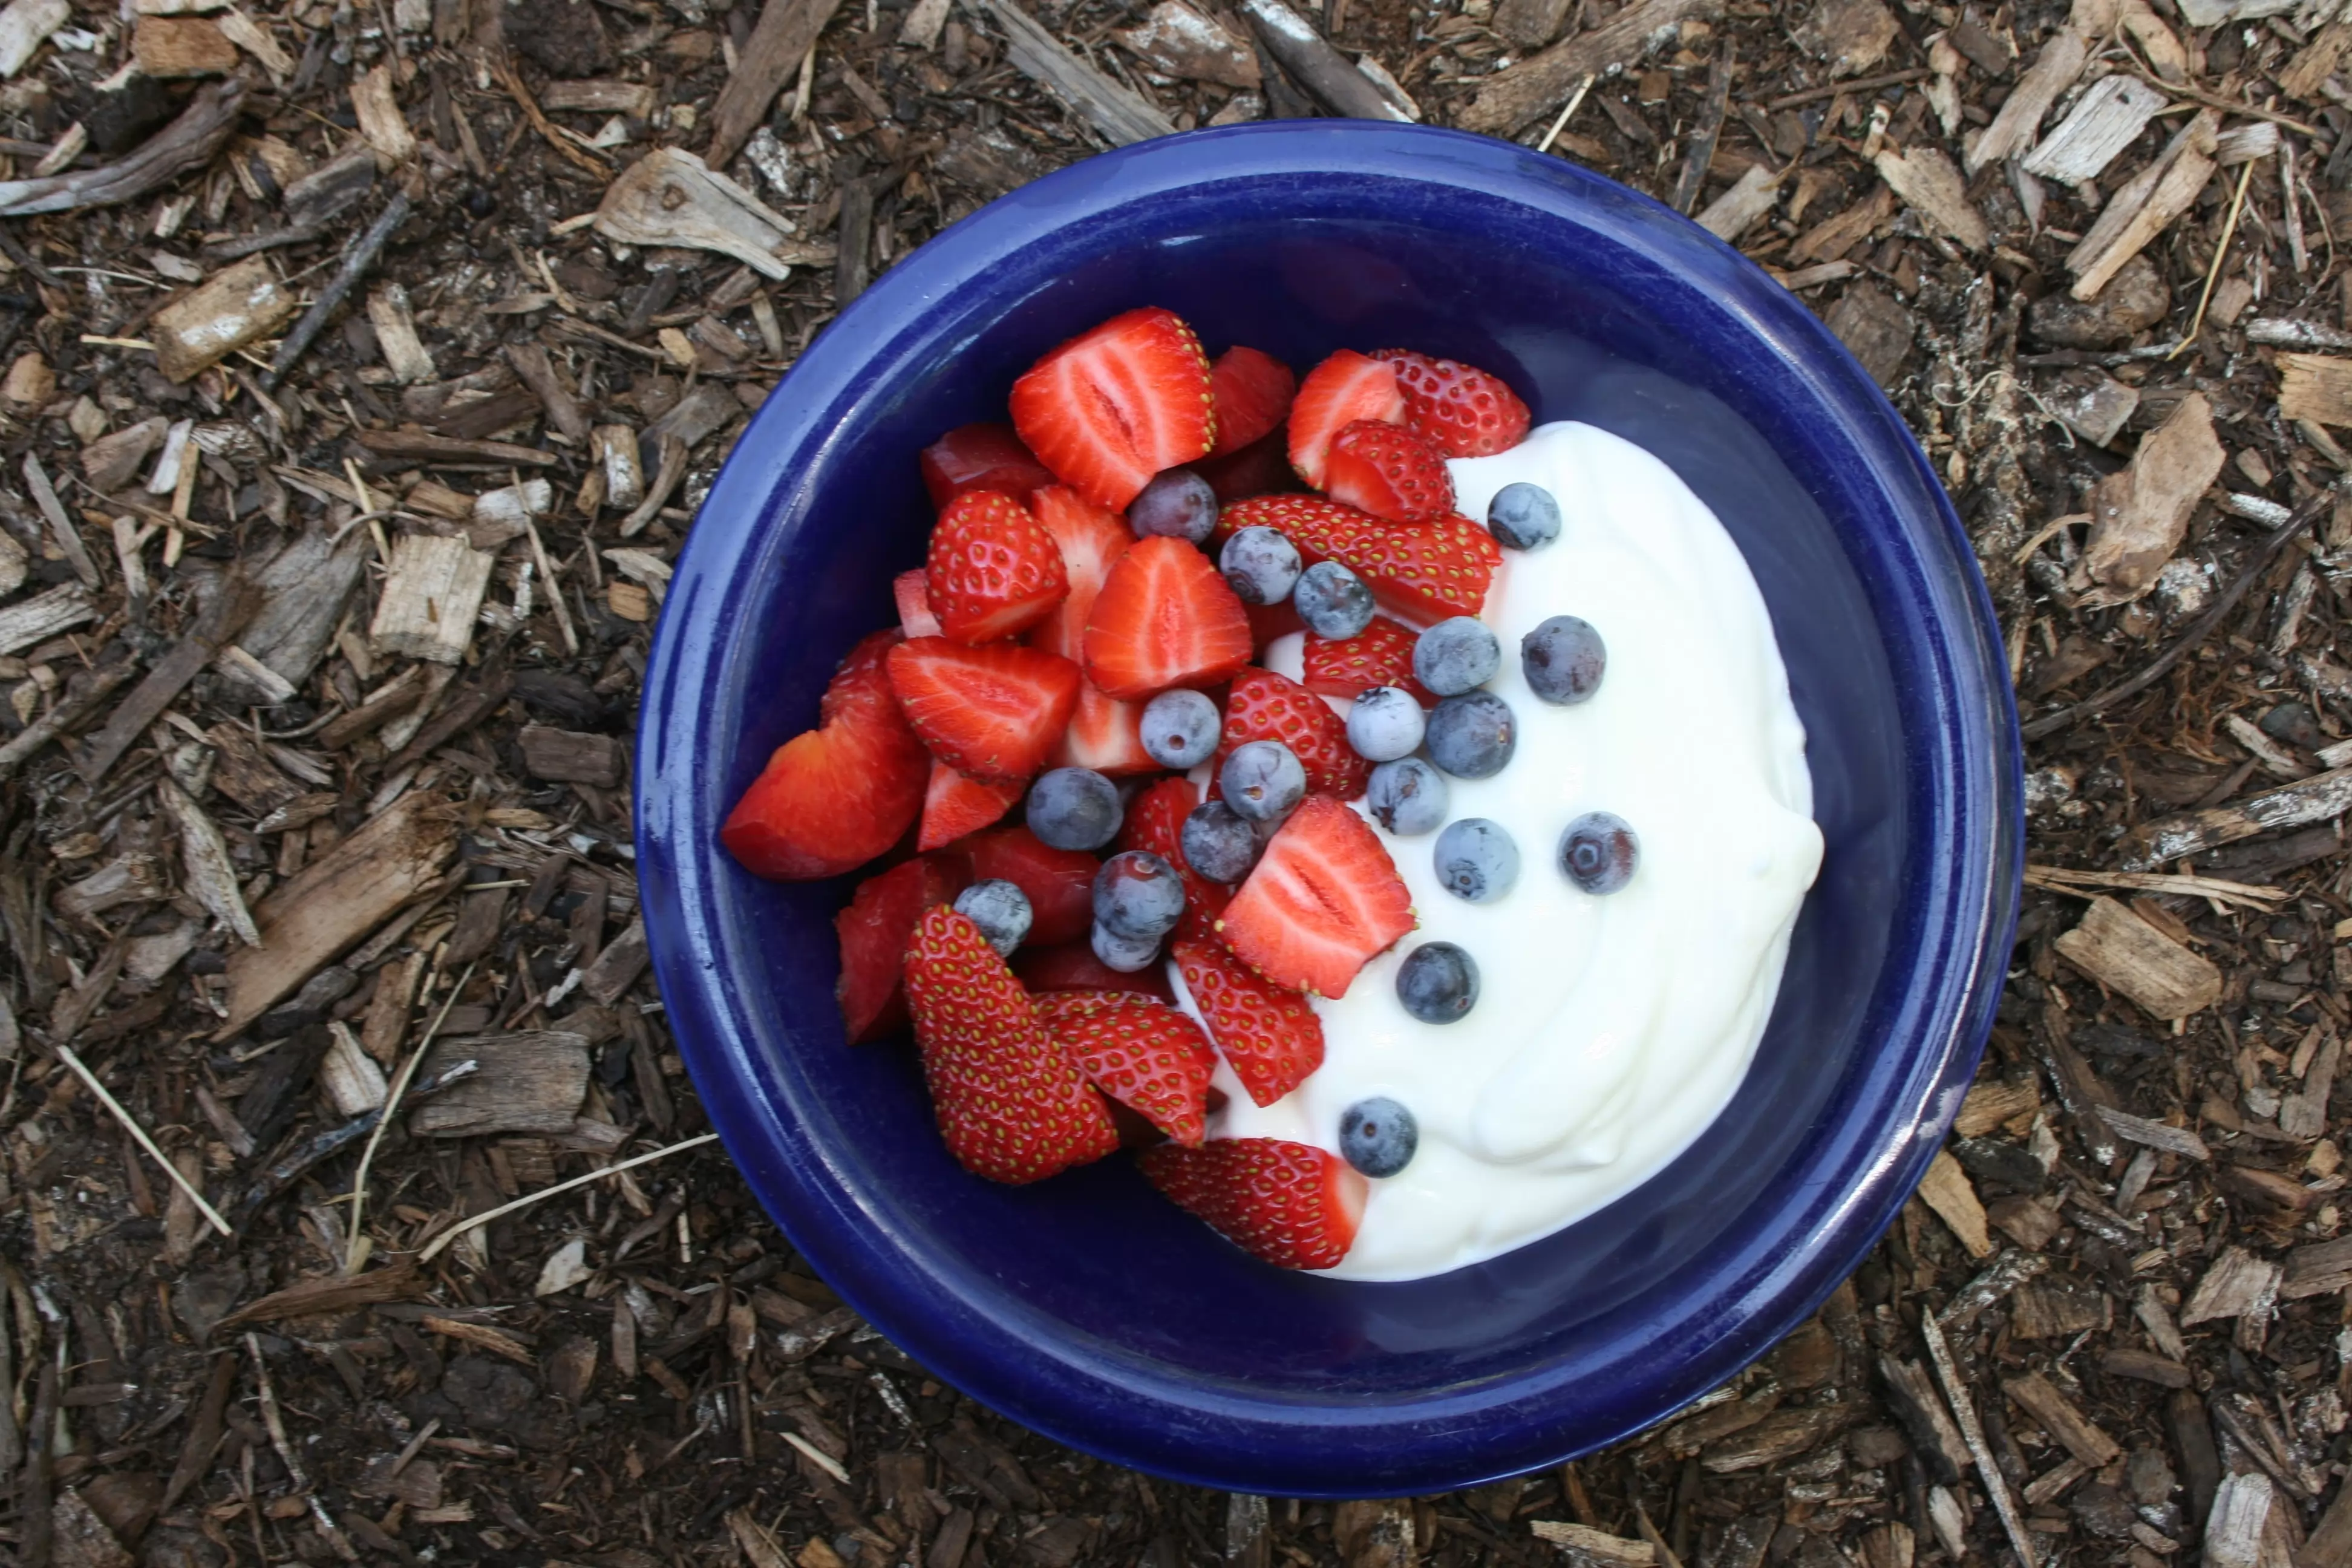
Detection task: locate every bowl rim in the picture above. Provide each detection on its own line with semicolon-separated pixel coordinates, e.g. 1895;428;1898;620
636;118;2025;1494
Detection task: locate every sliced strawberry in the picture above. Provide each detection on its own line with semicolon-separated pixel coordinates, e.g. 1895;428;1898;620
1119;776;1231;941
1138;1137;1365;1270
1034;991;1216;1146
1191;428;1305;506
1301;617;1432;703
723;631;930;881
886;638;1082;781
1083;535;1253;701
1014;940;1178;1002
1209;345;1296;456
965;826;1099;947
925;490;1068;645
1244;598;1307;655
835;855;969;1042
1027;486;1132;661
1051;679;1158;775
904;908;1120;1183
1220;495;1500;626
1009;307;1215;511
1324;419;1456;524
1287;350;1405;488
1172;938;1324;1107
1218;667;1368;802
920;421;1056;509
919;760;1025;851
1371;349;1531;458
895;569;943;639
1218;795;1414;998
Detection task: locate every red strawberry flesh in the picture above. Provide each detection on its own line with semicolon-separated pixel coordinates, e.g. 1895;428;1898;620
894;569;942;639
1324;418;1456;524
920;422;1056;509
886;637;1081;781
918;760;1025;852
1009;307;1215;511
1083;535;1253;701
1173;938;1324;1107
1207;345;1296;456
1287;349;1405;488
1217;794;1414;998
965;826;1099;947
1014;940;1177;1002
835;855;967;1041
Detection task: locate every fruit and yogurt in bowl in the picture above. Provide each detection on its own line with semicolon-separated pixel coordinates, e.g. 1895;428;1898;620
720;304;1823;1282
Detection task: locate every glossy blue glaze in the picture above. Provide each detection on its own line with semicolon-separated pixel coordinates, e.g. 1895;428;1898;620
636;122;2024;1496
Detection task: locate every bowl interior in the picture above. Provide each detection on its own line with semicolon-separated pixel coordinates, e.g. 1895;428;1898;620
639;125;2016;1494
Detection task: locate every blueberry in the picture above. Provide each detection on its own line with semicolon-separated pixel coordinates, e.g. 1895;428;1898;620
1293;560;1375;639
1091;920;1164;973
1181;799;1261;883
1487;482;1561;550
1347;685;1425;762
1397;941;1478;1024
1425;691;1516;779
1338;1096;1419;1178
1027;766;1123;851
1093;850;1186;941
1433;818;1519;904
1220;740;1306;822
1521;615;1606;705
1219;526;1301;606
953;879;1033;956
1559;812;1639;893
1140;688;1221;769
1413;617;1501;697
1128;469;1218;543
1366;757;1448;835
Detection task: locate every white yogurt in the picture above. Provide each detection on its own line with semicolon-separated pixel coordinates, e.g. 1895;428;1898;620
1174;421;1824;1282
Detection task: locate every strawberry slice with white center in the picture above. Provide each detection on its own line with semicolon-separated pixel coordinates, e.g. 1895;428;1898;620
905;907;1120;1183
886;637;1082;781
1324;418;1455;523
1287;349;1405;488
894;569;942;638
1049;679;1157;774
925;489;1069;644
1217;794;1414;998
1138;1137;1366;1269
1082;535;1253;701
1027;486;1132;661
1034;990;1217;1146
918;759;1025;851
1010;307;1216;511
1208;345;1296;456
1172;938;1323;1107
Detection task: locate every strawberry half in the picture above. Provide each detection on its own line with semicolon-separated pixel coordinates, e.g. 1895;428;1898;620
1301;618;1432;703
1218;795;1414;998
1027;486;1132;661
905;908;1120;1184
1209;345;1296;456
926;490;1069;645
1139;1137;1365;1270
1009;307;1215;511
1287;349;1405;488
1191;428;1304;506
1119;776;1231;941
1220;495;1500;627
1014;940;1177;1002
1219;667;1368;802
965;826;1099;947
1371;349;1531;458
887;638;1081;781
895;569;943;639
1172;938;1324;1107
1051;680;1158;775
919;759;1025;851
723;630;930;881
1034;991;1217;1146
835;854;969;1042
920;421;1056;509
1324;419;1455;524
1083;535;1254;701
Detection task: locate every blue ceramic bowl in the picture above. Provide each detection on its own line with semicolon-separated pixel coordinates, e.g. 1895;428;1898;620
637;120;2022;1496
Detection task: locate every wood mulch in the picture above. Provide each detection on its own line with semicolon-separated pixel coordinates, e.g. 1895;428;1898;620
1;0;2350;1563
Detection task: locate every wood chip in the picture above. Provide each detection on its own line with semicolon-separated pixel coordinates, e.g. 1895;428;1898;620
1967;24;2086;172
2181;1245;2282;1325
2004;1372;2121;1466
2053;897;2221;1019
1700;1406;1854;1472
365;283;434;383
2279;21;2352;100
131;15;238;76
0;0;66;76
2022;73;2168;185
218;1261;421;1326
368;532;494;665
2099;1105;2211;1160
350;63;416;168
2276;354;2352;428
410;1031;590;1136
520;725;624;787
1458;0;1720;136
149;256;296;382
158;777;258;946
1697;165;1782;241
1917;1151;1994;1258
1956;1078;2040;1137
704;0;849;168
2119;765;2352;869
2209;1472;2278;1568
981;0;1180;144
2066;109;2218;301
1873;143;1987;250
596;147;820;281
1531;1523;1655;1564
0;581;93;655
1116;0;1258;86
1789;185;1893;267
2077;390;2222;604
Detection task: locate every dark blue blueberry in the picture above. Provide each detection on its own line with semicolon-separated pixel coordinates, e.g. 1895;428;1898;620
1293;560;1375;639
1128;469;1218;543
1487;482;1561;550
1219;525;1301;605
1338;1096;1419;1178
1425;691;1516;779
1091;920;1164;973
1140;688;1221;769
1181;799;1261;883
1413;617;1501;697
1397;941;1478;1024
1521;615;1606;705
1027;766;1122;851
1093;850;1186;941
1346;685;1425;762
952;879;1033;956
1559;812;1639;893
1433;818;1519;904
1220;739;1306;822
1366;757;1448;835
